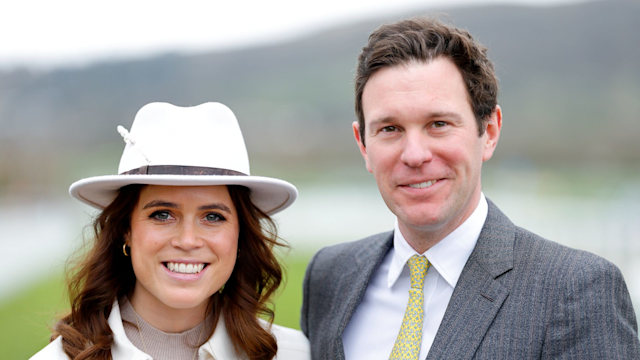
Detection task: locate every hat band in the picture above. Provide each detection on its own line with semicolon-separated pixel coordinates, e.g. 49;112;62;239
121;165;247;176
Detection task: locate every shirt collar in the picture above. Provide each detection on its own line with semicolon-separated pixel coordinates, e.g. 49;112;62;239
388;193;488;288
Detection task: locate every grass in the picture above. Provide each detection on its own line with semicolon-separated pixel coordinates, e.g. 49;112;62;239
0;273;68;359
0;252;313;359
271;252;312;328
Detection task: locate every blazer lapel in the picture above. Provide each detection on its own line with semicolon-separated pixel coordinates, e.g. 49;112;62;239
426;200;515;360
330;232;393;358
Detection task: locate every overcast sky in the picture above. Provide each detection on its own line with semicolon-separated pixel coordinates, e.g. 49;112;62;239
0;0;589;70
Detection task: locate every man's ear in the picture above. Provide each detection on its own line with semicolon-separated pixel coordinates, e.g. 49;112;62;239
482;105;502;162
352;121;372;173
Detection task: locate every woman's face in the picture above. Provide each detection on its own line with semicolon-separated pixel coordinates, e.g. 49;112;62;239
128;185;239;320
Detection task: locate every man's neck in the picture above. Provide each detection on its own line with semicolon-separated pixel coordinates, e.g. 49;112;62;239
399;194;484;254
400;225;450;254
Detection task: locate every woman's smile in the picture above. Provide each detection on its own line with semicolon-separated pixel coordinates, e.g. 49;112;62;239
164;261;207;274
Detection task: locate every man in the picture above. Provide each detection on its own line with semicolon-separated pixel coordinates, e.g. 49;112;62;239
300;17;640;359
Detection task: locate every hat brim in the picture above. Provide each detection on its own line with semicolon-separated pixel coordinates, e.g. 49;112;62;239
69;174;297;215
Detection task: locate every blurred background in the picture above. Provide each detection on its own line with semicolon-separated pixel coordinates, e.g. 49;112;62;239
1;0;639;357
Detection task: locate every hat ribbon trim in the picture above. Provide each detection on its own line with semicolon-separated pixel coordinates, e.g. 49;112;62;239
121;165;246;176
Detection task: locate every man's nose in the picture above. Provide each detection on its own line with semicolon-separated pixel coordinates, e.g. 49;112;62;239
400;132;432;167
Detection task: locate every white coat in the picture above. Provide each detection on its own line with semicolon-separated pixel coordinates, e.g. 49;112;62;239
30;301;310;360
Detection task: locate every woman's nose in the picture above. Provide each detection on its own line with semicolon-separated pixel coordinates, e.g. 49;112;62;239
171;222;203;249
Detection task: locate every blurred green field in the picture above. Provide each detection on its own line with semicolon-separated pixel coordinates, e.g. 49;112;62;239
0;252;312;359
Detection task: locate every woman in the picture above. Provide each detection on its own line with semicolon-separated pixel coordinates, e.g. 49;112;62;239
31;102;310;359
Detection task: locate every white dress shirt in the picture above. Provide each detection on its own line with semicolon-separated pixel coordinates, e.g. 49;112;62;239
342;194;488;360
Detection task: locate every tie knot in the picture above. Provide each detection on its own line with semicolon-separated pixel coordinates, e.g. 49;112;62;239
407;255;429;289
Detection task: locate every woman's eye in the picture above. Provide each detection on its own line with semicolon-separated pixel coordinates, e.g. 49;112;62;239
205;213;225;222
150;211;172;221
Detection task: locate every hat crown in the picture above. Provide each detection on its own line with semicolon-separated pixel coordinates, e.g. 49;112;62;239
117;102;250;175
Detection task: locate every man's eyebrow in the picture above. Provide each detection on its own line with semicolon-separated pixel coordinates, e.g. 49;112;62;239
369;117;392;125
430;111;462;120
367;111;462;127
143;200;178;209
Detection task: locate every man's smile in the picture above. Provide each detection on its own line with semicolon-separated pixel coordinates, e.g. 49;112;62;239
407;180;437;189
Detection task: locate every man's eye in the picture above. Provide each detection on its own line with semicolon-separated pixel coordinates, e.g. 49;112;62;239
150;211;172;221
205;213;225;222
380;126;397;132
432;121;447;128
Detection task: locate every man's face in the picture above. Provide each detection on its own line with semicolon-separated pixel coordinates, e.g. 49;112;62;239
353;57;501;249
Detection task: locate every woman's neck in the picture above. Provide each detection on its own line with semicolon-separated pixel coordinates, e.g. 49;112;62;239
129;292;208;333
121;299;213;359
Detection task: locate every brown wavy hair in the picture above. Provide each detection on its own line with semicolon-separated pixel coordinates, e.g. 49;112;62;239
355;17;499;145
53;184;284;359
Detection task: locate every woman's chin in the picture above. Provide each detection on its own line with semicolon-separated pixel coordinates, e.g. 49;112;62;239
156;291;214;313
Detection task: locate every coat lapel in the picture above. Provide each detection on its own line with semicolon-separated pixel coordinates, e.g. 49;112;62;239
426;200;515;360
330;232;393;359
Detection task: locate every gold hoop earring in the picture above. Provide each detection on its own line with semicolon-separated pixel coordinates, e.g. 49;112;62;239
122;243;129;257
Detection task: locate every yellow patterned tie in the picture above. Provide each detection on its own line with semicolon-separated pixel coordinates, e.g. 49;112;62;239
389;255;430;360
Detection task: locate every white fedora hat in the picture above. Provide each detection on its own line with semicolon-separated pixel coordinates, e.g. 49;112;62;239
69;102;297;215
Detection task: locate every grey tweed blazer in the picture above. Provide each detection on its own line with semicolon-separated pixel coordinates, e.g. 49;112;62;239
301;200;640;359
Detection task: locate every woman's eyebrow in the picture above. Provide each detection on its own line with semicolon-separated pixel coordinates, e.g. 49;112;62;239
142;200;178;209
198;203;232;213
142;200;231;213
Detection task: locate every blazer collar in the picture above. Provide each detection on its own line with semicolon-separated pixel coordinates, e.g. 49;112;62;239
200;316;245;360
332;232;393;356
426;199;515;360
109;301;153;359
469;199;515;277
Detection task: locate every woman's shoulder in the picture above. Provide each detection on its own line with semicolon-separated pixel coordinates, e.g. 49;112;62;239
30;336;68;360
263;321;310;360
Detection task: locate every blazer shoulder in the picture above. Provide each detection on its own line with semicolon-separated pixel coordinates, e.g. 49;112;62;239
513;225;622;276
308;231;393;272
